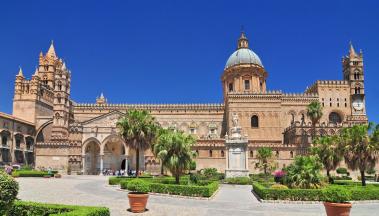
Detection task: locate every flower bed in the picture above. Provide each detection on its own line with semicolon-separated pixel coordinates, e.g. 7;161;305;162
119;178;219;197
252;181;379;201
9;201;109;216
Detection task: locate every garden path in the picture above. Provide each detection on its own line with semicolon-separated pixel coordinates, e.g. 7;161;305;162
17;175;378;216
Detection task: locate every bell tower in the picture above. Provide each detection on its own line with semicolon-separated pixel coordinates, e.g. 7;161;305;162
51;61;72;140
342;42;367;123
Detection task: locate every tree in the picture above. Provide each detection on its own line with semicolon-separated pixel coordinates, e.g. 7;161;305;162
284;156;324;189
311;135;343;183
117;110;159;177
306;101;323;140
340;123;379;186
152;128;171;175
255;147;276;175
154;130;196;184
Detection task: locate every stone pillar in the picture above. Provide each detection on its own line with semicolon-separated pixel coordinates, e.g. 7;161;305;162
124;155;128;176
225;114;249;178
81;154;85;174
100;154;104;175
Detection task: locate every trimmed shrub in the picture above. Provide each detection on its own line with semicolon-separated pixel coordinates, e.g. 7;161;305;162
149;181;219;197
0;170;19;215
336;167;348;175
270;184;289;190
252;181;324;201
9;201;110;216
322;187;352;203
108;176;153;185
12;170;49;177
223;177;251;185
120;178;219;197
250;173;274;183
127;179;150;193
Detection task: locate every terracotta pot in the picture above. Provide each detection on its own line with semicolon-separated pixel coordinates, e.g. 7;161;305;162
324;202;352;216
54;174;61;178
128;192;149;213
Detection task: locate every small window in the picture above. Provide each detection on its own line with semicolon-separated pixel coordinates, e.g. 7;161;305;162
58;81;62;91
244;80;250;90
209;150;213;157
228;83;233;92
250;150;254;158
221;150;225;157
276;151;279;158
290;151;294;158
1;136;7;146
251;115;259;128
329;112;342;124
16;138;21;149
190;128;196;134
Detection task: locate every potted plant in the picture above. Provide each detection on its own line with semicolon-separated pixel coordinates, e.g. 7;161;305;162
322;187;352;216
127;179;150;213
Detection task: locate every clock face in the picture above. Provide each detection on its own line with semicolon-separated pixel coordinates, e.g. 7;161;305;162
352;99;364;111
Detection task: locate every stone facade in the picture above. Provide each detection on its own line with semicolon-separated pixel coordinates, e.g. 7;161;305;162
0;112;35;166
5;32;371;175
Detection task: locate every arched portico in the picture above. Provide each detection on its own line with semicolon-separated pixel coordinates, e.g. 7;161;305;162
82;137;101;175
100;135;129;175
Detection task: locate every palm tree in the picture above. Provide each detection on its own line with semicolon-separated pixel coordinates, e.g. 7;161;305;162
154;130;196;184
306;101;323;140
311;135;343;183
255;147;276;175
284;155;323;189
117;110;159;177
152;128;171;175
340;123;379;186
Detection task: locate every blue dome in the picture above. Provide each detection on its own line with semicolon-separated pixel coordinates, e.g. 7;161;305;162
225;48;263;69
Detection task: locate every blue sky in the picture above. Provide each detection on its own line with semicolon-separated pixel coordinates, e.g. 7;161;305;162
0;0;378;123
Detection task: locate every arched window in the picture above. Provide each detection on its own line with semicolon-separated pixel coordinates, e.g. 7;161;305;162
221;150;225;157
276;151;279;158
195;150;199;156
43;75;48;85
57;94;61;103
329;112;342;124
250;150;254;158
57;81;62;91
209;150;213;157
251;115;259;128
290;151;294;158
228;83;233;92
1;135;7;146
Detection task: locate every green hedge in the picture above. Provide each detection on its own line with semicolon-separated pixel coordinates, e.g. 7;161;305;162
12;170;50;177
9;201;110;216
120;179;218;197
253;181;379;201
252;181;324;201
223;177;251;185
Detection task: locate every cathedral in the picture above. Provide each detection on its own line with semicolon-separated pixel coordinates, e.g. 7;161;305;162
0;32;368;175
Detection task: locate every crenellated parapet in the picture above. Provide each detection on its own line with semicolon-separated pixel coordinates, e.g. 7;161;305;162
305;80;350;94
74;103;224;112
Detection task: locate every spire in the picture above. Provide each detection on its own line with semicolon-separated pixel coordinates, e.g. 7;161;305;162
349;41;357;57
17;67;24;77
237;30;249;49
96;92;107;104
33;67;39;76
47;40;57;59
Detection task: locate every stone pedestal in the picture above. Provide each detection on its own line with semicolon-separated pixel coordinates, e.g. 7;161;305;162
225;127;249;178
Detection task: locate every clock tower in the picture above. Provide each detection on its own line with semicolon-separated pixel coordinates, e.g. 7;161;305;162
343;42;368;123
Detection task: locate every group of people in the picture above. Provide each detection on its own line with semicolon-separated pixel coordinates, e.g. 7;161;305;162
101;169;145;176
102;169;127;176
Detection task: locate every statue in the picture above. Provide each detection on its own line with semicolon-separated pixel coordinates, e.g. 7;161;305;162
232;113;239;128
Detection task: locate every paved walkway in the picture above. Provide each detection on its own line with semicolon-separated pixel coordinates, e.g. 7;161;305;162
17;175;378;216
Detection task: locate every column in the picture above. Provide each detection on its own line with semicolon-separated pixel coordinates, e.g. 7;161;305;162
81;154;85;174
124;155;128;176
100;154;104;175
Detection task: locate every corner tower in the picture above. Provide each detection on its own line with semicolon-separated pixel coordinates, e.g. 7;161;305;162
221;31;268;100
342;43;367;123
